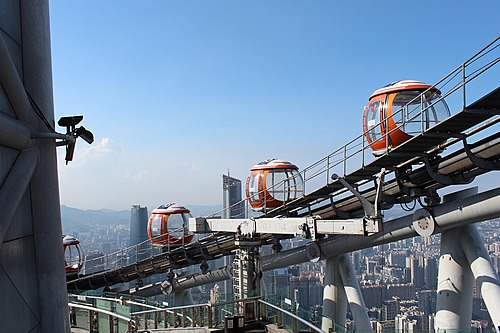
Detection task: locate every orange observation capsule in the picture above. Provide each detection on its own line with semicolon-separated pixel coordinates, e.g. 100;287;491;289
363;80;451;156
147;203;194;246
246;159;304;211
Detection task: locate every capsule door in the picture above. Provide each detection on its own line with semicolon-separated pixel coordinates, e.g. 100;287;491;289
363;94;386;155
363;93;413;155
64;237;84;275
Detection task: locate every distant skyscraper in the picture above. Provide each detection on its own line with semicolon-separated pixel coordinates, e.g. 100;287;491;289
221;174;245;296
129;205;150;287
424;257;438;290
410;255;425;288
129;205;149;260
223;174;245;218
352;252;361;273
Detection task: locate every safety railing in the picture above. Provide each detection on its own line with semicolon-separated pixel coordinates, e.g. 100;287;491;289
74;293;489;333
68;301;137;333
213;36;500;217
69;293;490;333
258;299;325;333
129;296;261;331
79;225;192;275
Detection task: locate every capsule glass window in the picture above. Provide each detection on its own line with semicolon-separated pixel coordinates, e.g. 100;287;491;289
65;244;82;268
267;169;303;201
150;215;162;238
167;213;190;239
366;100;382;142
392;90;450;136
247;172;261;203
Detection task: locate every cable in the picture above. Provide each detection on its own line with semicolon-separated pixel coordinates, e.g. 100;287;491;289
400;197;416;212
26;91;56;133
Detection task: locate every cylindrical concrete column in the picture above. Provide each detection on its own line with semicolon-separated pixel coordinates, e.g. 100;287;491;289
435;227;473;330
20;1;71;332
460;224;500;331
322;256;347;332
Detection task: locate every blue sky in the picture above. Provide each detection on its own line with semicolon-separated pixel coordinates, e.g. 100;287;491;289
49;1;500;211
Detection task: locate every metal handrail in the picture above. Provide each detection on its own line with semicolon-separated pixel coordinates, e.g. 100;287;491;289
258;299;325;333
78;224;195;274
68;302;137;331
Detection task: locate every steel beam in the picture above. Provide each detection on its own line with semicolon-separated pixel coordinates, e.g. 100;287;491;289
0;33;37;127
262;187;500;271
0;112;36;150
0;147;39;243
129;266;232;297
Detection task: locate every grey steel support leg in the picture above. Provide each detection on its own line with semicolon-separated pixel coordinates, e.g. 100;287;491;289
173;289;194;306
322;256;347;332
460;224;500;331
436;227;474;330
338;253;372;331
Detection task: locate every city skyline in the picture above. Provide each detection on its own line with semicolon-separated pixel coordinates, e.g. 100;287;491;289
49;2;500;210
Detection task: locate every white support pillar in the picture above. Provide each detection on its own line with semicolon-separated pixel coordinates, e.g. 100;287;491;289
338;253;371;331
322;256;347;332
436;227;474;330
460;224;500;331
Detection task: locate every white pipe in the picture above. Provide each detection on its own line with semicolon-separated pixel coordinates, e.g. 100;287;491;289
460;224;500;331
338;253;371;331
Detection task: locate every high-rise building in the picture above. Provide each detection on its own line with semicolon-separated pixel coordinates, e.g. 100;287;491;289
221;174;245;296
270;268;290;298
424;257;438;290
381;297;400;321
129;205;149;251
352;251;361;273
129;205;150;287
223;174;245;219
417;290;436;329
410;255;425;288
